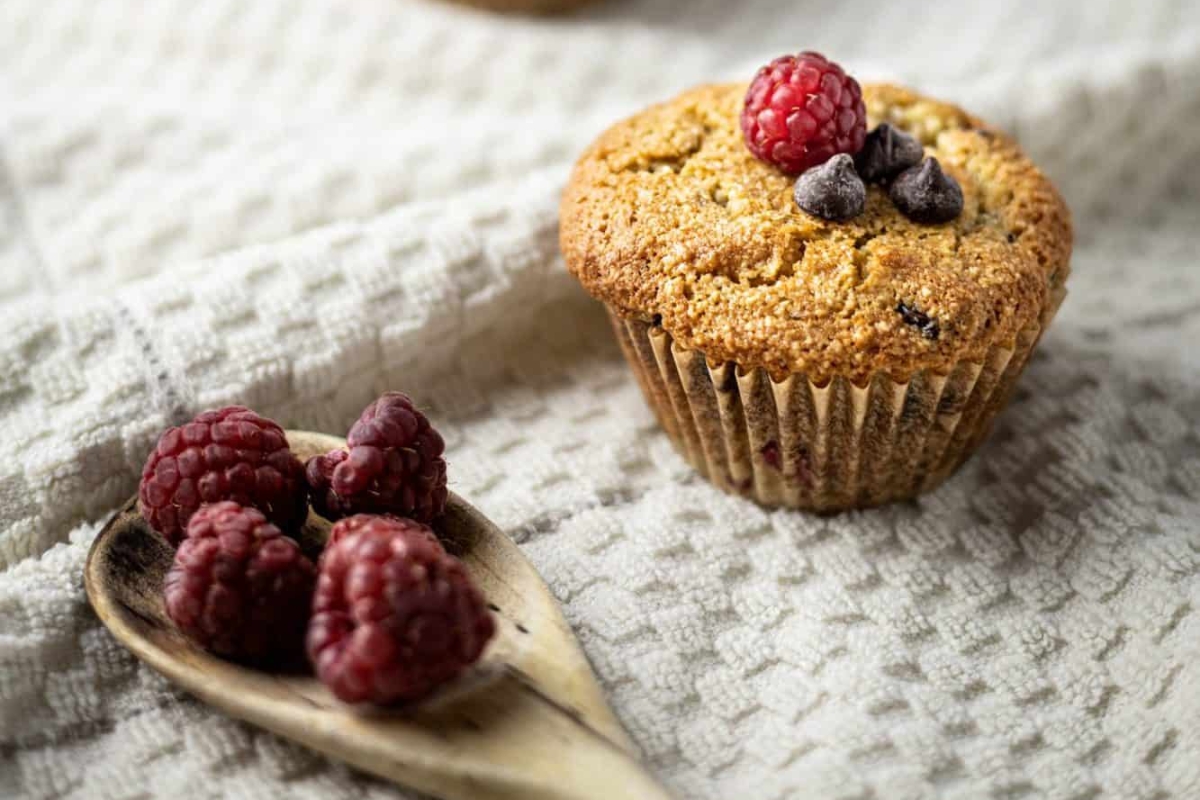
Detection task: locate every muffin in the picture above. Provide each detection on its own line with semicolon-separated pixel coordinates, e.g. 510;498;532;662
559;55;1071;512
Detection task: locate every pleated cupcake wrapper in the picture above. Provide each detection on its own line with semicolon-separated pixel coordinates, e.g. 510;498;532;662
609;286;1066;512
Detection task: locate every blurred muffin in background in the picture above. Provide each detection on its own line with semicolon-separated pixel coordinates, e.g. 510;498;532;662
441;0;592;13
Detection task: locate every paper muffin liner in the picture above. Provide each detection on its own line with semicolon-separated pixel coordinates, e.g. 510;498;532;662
608;287;1067;512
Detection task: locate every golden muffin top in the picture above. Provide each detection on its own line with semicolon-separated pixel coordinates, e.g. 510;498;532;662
560;83;1072;382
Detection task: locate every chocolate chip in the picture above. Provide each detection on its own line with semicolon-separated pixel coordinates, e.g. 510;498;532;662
793;154;866;222
854;123;924;183
889;158;964;224
896;302;940;340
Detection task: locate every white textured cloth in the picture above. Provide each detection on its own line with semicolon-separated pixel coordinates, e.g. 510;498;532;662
2;1;1199;798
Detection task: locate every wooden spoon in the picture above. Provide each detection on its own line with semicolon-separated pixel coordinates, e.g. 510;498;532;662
85;431;672;800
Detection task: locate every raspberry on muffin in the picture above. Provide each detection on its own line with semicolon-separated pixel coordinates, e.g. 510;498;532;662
741;51;867;175
308;524;494;705
306;393;448;523
139;406;308;545
164;501;316;663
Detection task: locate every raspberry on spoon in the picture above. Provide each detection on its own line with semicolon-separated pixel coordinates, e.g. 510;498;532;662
139;406;308;545
306;393;448;524
308;525;494;705
164;501;316;664
324;514;445;557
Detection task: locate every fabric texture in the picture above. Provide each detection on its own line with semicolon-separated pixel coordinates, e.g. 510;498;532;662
1;1;1198;798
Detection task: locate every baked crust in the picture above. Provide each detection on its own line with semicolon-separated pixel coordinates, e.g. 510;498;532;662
560;83;1072;383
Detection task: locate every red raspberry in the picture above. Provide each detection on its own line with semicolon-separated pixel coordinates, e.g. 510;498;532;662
325;514;444;555
741;51;867;175
306;393;448;523
164;502;316;663
139;406;308;545
308;527;494;705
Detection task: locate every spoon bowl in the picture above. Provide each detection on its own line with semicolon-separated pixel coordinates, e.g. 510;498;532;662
85;431;671;800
